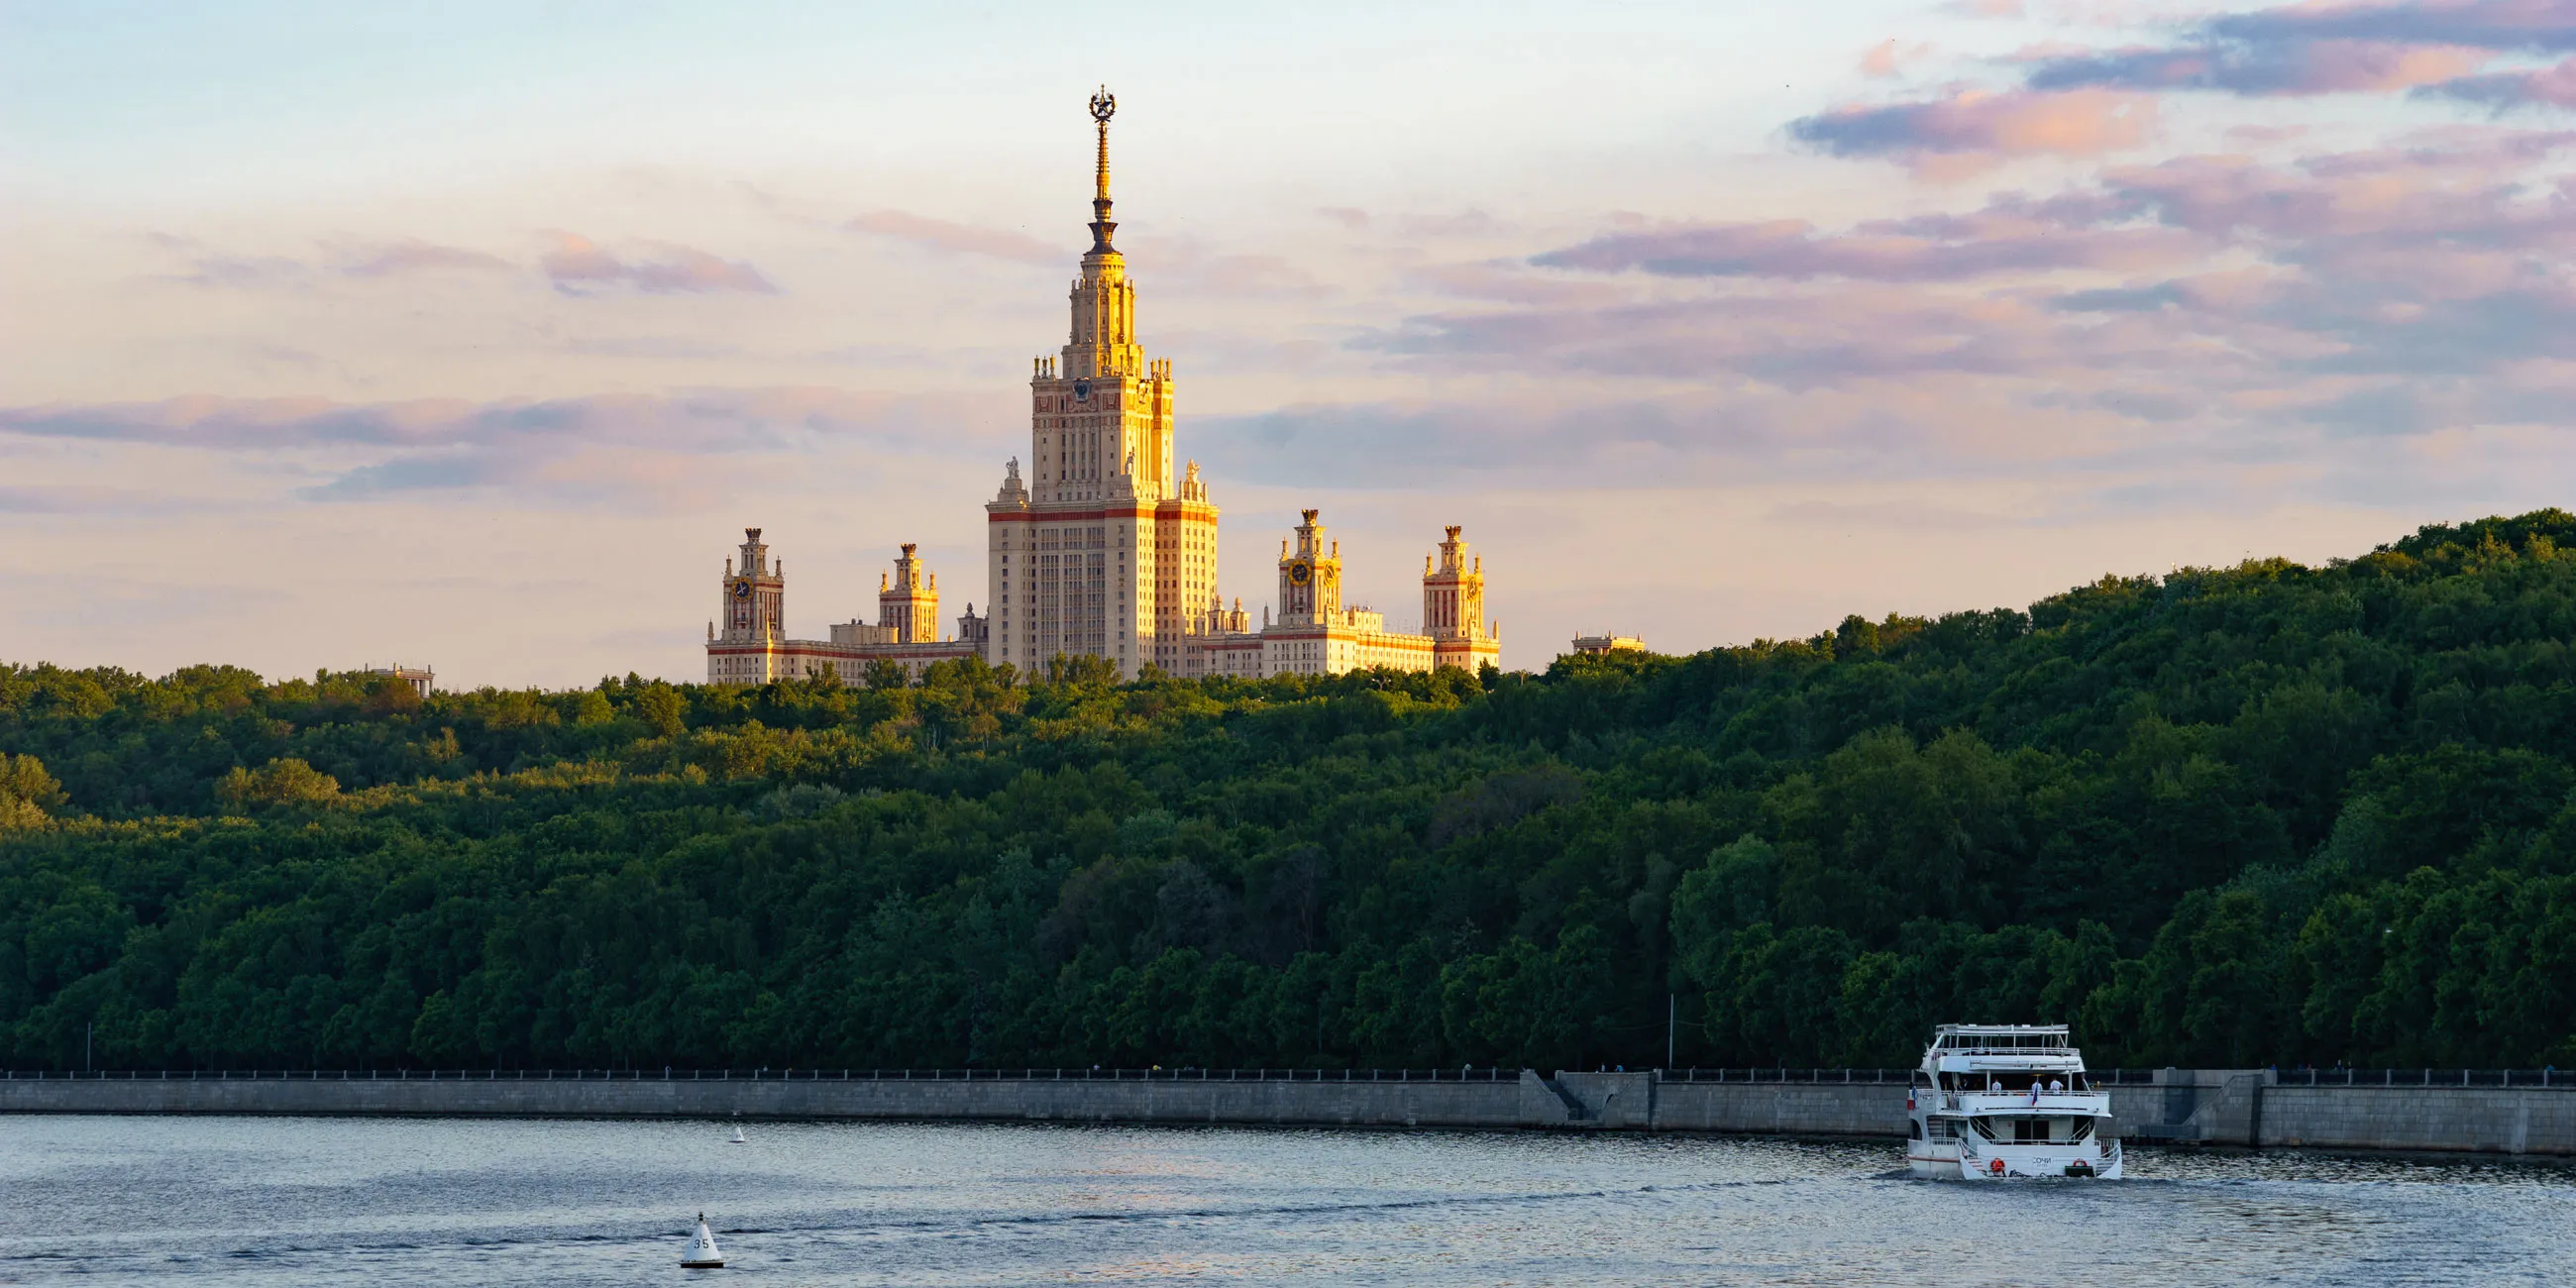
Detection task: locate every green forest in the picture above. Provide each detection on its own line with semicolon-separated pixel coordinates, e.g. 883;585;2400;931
8;511;2576;1074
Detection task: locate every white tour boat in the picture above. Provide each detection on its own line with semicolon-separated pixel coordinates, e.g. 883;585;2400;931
1905;1023;2121;1179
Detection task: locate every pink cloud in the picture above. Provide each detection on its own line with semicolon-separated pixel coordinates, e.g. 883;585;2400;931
2423;54;2576;106
2027;39;2489;95
845;210;1059;264
539;232;777;296
1357;128;2576;461
2204;2;2576;52
1533;208;2200;281
1862;40;1936;79
1789;89;2156;172
0;389;995;511
337;240;510;277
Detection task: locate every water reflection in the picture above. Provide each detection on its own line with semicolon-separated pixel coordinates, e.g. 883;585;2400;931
4;1119;2571;1285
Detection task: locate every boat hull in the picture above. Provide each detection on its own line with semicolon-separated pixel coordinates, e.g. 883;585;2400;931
1912;1140;2122;1180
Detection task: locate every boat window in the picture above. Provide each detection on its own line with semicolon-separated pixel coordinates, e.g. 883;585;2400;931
2013;1119;2052;1143
1909;1119;1923;1140
2069;1118;2093;1141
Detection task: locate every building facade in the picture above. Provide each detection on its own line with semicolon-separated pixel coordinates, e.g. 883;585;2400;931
364;664;435;698
1165;511;1500;679
1569;633;1647;655
704;90;1495;688
704;529;983;686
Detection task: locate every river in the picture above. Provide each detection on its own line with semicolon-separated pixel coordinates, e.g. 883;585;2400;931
6;1116;2571;1284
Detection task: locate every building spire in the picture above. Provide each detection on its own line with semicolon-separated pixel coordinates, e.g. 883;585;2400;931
1088;86;1118;253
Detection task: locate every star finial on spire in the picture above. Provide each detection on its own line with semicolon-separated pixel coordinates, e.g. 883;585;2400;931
1087;87;1118;253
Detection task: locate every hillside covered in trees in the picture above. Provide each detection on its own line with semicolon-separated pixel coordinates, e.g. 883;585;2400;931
8;511;2576;1074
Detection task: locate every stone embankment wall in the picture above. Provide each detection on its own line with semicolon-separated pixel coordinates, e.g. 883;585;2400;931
7;1069;2572;1156
2112;1069;2576;1156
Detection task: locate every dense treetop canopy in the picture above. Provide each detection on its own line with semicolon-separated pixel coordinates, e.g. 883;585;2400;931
8;510;2576;1072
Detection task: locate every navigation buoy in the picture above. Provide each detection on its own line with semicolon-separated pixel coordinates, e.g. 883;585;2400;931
682;1213;724;1269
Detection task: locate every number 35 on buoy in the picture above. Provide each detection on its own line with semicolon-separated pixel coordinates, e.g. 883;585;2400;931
683;1213;724;1269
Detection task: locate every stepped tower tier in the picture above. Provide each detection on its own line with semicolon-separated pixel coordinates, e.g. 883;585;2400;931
989;88;1216;681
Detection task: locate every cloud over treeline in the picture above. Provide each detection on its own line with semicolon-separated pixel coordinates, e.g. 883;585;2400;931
0;389;1000;506
1324;128;2576;498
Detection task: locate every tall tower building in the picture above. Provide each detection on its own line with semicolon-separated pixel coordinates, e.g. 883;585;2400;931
706;93;1500;690
987;88;1219;680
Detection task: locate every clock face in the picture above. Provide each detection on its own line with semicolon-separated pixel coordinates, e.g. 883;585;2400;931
1288;561;1312;588
732;579;753;599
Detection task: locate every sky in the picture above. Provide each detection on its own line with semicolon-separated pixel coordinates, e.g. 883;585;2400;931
9;0;2576;688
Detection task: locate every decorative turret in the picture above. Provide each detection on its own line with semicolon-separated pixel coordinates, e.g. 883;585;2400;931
1423;525;1488;641
718;526;785;644
879;543;939;643
1278;509;1343;626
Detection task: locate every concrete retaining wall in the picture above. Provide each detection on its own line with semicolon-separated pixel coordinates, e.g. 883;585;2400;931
2114;1069;2576;1155
8;1071;2574;1155
0;1072;1527;1129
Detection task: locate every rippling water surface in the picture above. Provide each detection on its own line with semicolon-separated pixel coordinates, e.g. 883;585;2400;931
7;1116;2573;1284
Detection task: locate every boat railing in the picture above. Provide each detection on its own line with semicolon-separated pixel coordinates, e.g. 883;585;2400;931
1941;1091;2109;1112
1663;1068;1917;1083
6;1067;2573;1087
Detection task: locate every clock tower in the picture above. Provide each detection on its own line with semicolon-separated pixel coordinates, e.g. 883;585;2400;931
1277;509;1342;624
718;527;784;644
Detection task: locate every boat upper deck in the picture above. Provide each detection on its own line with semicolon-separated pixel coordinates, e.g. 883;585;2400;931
1919;1024;2093;1079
